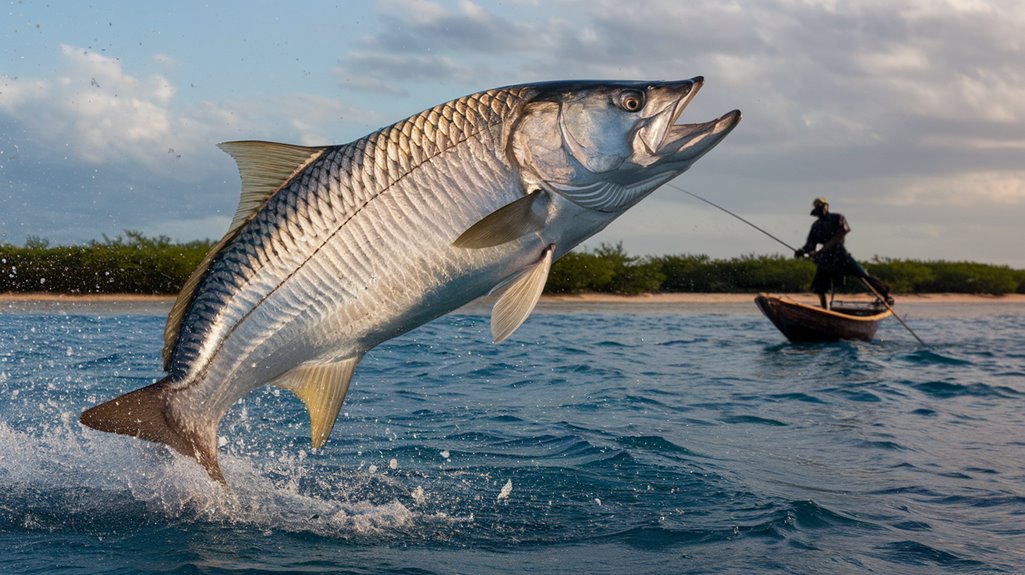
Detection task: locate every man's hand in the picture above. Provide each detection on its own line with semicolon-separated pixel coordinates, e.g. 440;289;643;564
794;249;806;259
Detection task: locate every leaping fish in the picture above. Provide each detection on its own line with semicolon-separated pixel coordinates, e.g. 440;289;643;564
80;78;741;482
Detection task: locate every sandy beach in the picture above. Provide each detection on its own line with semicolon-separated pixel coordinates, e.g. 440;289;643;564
2;292;1022;305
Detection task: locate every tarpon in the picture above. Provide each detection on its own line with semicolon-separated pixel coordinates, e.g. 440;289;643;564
81;78;741;482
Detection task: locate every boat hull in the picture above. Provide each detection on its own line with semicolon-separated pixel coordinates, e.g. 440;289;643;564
755;293;891;342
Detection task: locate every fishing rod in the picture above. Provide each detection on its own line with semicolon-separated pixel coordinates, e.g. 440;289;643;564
857;278;927;346
668;183;928;347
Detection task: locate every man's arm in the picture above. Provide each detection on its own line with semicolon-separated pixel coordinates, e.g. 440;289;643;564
795;225;821;258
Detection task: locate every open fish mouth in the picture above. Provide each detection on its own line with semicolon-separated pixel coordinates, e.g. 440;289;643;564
661;109;742;161
654;78;742;162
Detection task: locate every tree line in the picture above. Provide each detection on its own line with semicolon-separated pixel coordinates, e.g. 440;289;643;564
2;233;1023;296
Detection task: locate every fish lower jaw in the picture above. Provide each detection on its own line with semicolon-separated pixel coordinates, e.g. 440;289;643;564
661;109;743;162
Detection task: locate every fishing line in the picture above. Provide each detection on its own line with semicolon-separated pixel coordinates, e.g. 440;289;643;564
669;183;929;347
668;184;799;252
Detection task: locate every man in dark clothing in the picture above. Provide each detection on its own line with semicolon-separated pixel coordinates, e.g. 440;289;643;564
794;197;893;309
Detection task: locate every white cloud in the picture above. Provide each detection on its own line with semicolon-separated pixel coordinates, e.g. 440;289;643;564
2;45;195;172
856;45;930;74
0;44;371;246
890;171;1025;207
3;1;1025;266
281;94;373;146
331;2;1025;187
3;45;368;176
152;53;179;68
457;0;491;22
379;0;448;25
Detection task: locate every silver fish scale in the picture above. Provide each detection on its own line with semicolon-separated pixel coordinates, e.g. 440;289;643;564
168;86;534;381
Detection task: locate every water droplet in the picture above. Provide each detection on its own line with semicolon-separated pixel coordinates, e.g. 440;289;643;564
497;479;512;501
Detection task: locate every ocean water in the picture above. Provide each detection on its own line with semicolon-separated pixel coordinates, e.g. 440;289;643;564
1;298;1023;574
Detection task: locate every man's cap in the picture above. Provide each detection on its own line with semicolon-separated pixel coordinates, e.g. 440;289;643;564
810;197;828;215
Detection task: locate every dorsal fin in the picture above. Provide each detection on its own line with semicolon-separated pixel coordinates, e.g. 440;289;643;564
216;141;329;235
161;141;327;370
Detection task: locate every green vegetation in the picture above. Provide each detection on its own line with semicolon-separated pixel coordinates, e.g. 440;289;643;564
551;246;1025;296
2;234;1023;295
0;232;213;295
656;253;815;293
546;243;665;295
867;257;1025;295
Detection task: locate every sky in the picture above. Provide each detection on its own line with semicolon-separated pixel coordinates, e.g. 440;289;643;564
2;0;1024;267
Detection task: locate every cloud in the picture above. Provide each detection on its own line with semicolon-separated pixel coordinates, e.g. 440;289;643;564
335;1;549;92
336;53;478;96
0;44;368;246
890;171;1025;206
2;45;201;174
3;2;1024;266
343;1;1025;135
530;1;1025;213
152;53;180;68
281;94;374;146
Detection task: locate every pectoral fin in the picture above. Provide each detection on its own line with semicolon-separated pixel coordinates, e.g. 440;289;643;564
453;191;549;249
491;245;554;343
275;357;361;448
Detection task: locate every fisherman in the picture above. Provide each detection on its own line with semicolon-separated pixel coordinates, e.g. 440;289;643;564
794;197;893;309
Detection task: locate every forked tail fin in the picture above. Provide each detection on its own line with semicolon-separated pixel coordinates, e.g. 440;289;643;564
79;378;225;483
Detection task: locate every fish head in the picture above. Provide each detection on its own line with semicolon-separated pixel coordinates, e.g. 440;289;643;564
511;78;741;212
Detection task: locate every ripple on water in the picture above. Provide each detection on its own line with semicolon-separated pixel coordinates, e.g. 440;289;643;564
874;539;986;570
910;380;1023;399
2;306;1024;574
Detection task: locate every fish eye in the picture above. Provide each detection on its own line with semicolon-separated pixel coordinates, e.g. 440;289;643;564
618;91;645;112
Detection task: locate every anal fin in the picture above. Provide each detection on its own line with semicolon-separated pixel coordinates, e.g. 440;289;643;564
275;357;361;449
491;245;554;343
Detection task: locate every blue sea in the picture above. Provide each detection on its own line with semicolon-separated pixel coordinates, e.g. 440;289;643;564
1;297;1023;574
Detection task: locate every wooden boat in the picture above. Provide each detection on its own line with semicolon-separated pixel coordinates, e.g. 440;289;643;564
754;293;892;342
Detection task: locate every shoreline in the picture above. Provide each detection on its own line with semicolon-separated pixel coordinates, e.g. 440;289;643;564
2;292;1023;305
541;292;1025;304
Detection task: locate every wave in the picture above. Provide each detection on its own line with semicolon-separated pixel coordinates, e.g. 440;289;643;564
0;421;467;540
588;498;880;551
718;414;788;427
903;348;974;366
4;306;1024;573
910;380;1023;399
874;539;986;569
